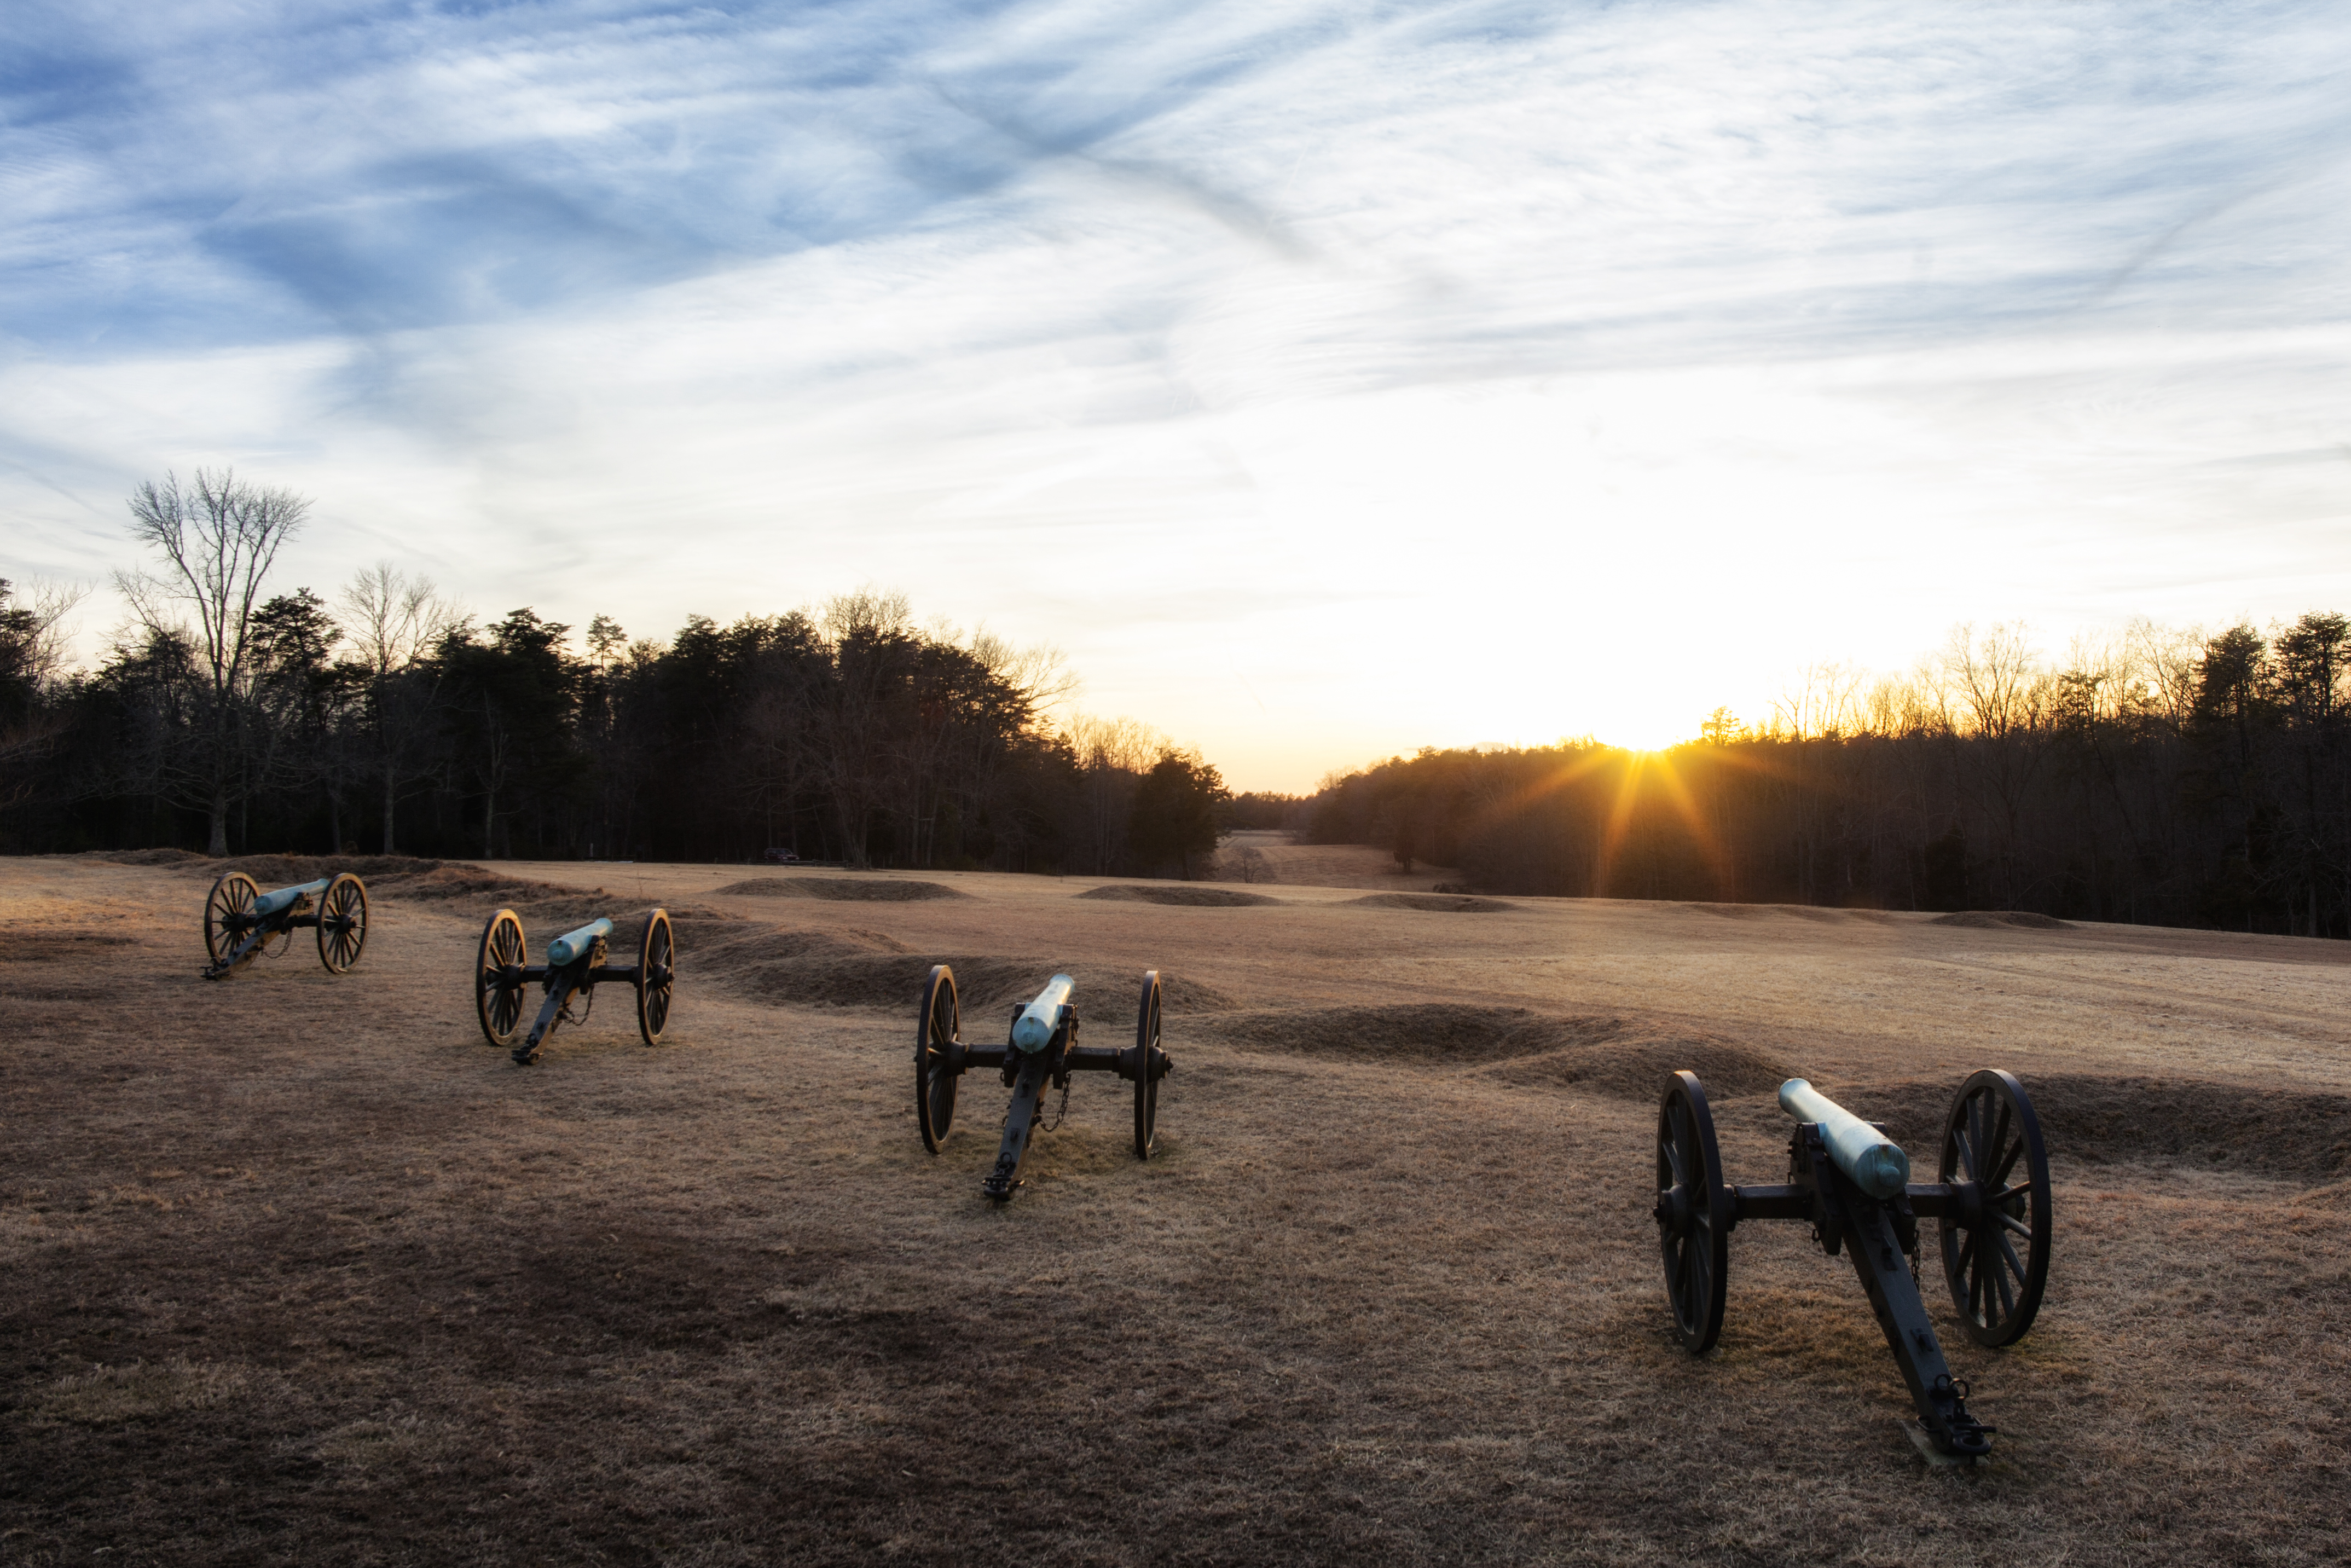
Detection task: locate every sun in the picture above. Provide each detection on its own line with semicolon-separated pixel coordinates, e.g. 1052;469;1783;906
1599;720;1689;753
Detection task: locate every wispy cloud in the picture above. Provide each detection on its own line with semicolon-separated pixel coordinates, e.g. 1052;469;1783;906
4;0;2348;783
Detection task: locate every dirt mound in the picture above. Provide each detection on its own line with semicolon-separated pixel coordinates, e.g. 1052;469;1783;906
229;854;454;885
1491;1028;1794;1100
356;865;740;952
92;848;212;868
1195;1004;1788;1096
391;864;557;901
713;877;969;902
99;850;745;954
1930;910;2074;930
1839;1073;2351;1183
113;850;550;900
694;928;1235;1016
132;852;456;887
1196;1003;1556;1061
1345;892;1516;913
1075;884;1281;907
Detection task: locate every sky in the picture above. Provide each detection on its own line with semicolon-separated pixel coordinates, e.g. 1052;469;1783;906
3;0;2348;789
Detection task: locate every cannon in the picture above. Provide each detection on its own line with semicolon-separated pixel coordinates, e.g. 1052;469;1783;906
202;871;369;980
914;967;1174;1202
1653;1069;2052;1461
473;907;675;1065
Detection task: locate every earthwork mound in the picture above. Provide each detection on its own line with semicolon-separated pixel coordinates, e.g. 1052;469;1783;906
713;877;968;902
107;852;740;952
1345;892;1516;913
94;847;212;868
695;925;1236;1015
1076;884;1280;907
1196;1003;1557;1062
1195;1003;1789;1097
106;849;456;885
1930;910;2074;930
1846;1073;2351;1183
1489;1027;1793;1100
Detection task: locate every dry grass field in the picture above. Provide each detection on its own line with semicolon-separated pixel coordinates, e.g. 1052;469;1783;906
3;850;2348;1565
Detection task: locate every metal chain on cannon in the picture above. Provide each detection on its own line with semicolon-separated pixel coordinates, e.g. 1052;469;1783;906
996;1075;1070;1132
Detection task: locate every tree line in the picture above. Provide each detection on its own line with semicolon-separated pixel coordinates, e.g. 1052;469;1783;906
1309;618;2351;936
1;470;1235;875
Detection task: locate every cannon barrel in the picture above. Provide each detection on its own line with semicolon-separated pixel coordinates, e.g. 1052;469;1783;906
1012;973;1075;1053
249;877;332;918
1778;1079;1910;1199
547;917;615;968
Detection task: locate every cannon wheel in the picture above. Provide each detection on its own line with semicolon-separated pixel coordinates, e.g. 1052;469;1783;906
204;872;261;968
1655;1070;1731;1354
476;909;528;1047
1133;969;1163;1159
1938;1068;2052;1347
915;965;959;1153
634;908;674;1045
315;873;368;973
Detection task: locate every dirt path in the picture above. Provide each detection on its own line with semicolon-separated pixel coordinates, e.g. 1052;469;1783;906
2;855;2345;1565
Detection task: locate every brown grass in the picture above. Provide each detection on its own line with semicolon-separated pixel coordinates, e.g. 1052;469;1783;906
2;858;2348;1564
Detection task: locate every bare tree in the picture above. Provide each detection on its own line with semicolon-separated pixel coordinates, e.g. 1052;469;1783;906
1067;713;1168;873
1215;842;1275;883
820;588;917;866
970;628;1078;714
117;470;310;854
340;562;458;853
0;578;89;807
2123;617;2205;737
1939;623;2059;906
1772;661;1868;739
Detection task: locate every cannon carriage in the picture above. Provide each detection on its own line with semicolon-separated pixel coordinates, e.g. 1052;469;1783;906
202;871;369;980
473;908;676;1066
1654;1069;2052;1461
914;967;1174;1202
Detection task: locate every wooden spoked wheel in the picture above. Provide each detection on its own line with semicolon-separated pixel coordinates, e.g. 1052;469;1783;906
204;872;260;968
315;873;368;973
635;908;674;1045
1133;970;1163;1159
914;965;960;1153
1938;1068;2052;1347
476;909;528;1047
1655;1070;1731;1354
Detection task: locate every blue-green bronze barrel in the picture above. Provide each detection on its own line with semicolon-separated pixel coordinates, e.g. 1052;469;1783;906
250;878;332;918
1012;973;1075;1053
547;918;614;968
1779;1078;1910;1199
